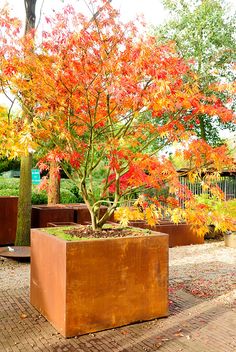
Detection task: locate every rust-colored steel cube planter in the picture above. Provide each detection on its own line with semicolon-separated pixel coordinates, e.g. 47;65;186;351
0;196;18;245
30;228;169;337
153;223;204;247
31;205;76;228
129;221;204;247
31;204;114;228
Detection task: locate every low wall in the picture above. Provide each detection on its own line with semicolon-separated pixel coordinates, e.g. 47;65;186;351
128;220;204;247
0;196;18;245
31;205;76;228
31;204;114;228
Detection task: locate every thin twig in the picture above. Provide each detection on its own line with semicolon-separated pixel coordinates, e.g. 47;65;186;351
35;0;45;32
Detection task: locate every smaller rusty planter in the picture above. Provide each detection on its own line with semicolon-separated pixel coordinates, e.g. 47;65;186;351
153;223;204;247
30;228;168;337
129;220;204;247
0;196;18;245
31;205;76;228
31;204;114;228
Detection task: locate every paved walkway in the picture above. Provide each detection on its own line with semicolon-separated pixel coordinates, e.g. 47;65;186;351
0;242;235;352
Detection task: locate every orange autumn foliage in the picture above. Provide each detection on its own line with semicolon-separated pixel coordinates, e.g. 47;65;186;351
0;0;235;231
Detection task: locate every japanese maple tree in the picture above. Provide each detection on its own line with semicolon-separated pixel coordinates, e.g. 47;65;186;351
1;0;235;232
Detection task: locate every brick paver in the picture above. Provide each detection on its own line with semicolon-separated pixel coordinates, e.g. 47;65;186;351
0;242;236;351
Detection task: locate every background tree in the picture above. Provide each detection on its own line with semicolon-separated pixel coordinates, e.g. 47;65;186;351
154;0;236;145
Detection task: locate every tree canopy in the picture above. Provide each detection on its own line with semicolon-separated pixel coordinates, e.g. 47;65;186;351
155;0;236;145
0;0;235;232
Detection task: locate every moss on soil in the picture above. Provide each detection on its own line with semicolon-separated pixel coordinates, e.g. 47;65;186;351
42;226;84;241
43;225;152;241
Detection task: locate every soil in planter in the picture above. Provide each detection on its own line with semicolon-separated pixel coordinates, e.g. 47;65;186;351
45;225;152;241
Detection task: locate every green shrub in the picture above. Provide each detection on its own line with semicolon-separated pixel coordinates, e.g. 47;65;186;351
0;158;20;173
0;188;48;204
60;179;84;203
60;179;75;190
69;185;84;203
31;191;48;205
0;178;85;205
0;188;19;196
60;189;78;204
0;178;20;190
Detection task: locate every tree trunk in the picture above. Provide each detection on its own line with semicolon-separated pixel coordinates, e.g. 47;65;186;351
89;204;116;230
15;0;37;246
15;153;32;246
48;161;60;205
199;115;207;141
24;0;37;33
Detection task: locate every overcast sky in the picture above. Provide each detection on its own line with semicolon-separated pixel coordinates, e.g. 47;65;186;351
2;0;169;26
2;0;235;35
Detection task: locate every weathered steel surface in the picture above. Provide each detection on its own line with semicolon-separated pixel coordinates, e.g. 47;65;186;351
0;197;18;245
30;231;66;335
30;229;168;337
47;222;79;227
153;223;204;247
31;205;76;228
129;221;204;247
31;204;115;228
0;246;30;258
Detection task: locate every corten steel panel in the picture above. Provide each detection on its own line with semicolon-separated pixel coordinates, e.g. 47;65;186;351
129;221;203;247
0;246;30;258
47;222;79;227
153;224;204;247
0;196;18;245
30;230;67;335
31;205;76;228
128;220;147;229
65;234;168;337
30;230;168;337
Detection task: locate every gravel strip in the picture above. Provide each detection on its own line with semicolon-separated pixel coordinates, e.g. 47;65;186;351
169;241;236;302
1;241;235;299
0;257;30;290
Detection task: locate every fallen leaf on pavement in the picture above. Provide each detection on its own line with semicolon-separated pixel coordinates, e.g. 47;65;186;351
20;313;28;319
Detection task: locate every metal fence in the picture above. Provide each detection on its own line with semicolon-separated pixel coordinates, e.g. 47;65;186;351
179;175;236;201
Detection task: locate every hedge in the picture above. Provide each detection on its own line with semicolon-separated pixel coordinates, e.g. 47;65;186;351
0;178;84;205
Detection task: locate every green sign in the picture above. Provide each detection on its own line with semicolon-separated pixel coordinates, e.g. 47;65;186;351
31;169;41;185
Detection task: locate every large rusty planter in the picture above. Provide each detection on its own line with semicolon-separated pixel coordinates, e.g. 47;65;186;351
129;221;204;247
30;228;168;337
0;196;18;245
